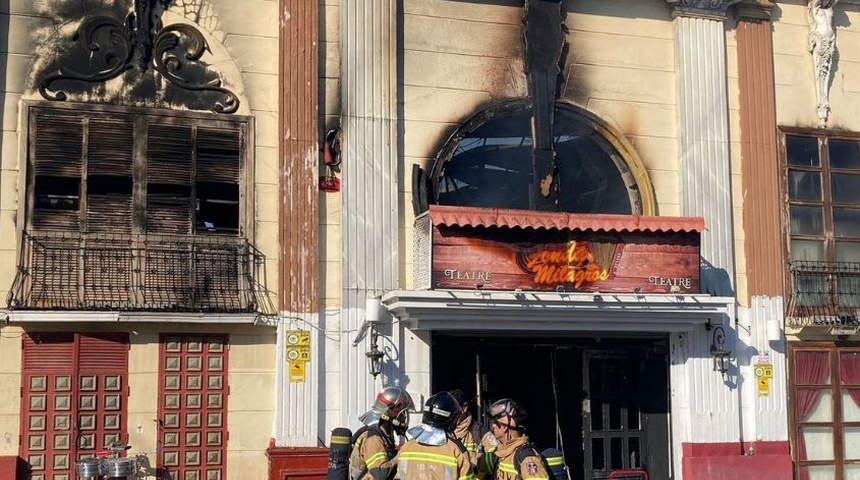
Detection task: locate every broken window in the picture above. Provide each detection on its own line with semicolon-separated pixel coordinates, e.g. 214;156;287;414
28;105;248;236
431;101;643;214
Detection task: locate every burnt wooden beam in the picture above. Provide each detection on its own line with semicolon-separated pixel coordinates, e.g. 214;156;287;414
523;0;563;210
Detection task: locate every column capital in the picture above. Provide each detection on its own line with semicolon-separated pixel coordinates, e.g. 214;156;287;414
666;0;741;19
735;0;776;20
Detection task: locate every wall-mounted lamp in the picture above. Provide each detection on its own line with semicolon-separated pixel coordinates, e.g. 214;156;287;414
360;297;386;378
709;324;731;374
366;323;384;378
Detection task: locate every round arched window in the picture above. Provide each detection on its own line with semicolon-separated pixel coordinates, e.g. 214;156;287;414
429;100;653;215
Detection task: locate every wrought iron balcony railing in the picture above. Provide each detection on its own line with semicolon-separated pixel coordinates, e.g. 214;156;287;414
786;260;860;328
7;231;274;314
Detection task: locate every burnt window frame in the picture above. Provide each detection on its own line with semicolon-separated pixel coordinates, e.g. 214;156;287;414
427;99;656;215
20;101;254;239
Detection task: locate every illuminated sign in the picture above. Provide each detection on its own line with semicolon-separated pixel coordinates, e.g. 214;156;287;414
517;241;609;287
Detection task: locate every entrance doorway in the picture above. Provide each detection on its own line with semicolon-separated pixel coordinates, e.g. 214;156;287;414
431;333;671;480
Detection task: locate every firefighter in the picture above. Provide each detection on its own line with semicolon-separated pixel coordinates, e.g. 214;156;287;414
483;399;549;480
350;386;415;480
449;389;497;472
394;391;474;480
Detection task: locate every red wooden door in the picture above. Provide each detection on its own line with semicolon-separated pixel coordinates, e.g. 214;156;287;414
20;332;129;480
158;334;229;480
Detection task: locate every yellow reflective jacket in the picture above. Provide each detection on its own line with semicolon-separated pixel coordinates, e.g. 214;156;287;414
349;427;397;480
452;413;492;469
394;436;475;480
491;436;549;480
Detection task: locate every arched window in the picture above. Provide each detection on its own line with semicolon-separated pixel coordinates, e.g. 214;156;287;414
429;100;654;215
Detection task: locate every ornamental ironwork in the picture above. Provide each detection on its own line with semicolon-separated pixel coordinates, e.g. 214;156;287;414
786;260;860;328
37;0;239;114
7;231;273;314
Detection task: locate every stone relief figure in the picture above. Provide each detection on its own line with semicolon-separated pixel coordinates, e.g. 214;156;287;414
808;0;838;126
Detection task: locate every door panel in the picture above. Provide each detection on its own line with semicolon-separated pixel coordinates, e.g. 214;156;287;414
158;334;229;480
431;335;669;480
582;349;668;480
21;332;129;480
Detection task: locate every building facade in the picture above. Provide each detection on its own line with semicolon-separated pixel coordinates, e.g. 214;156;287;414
0;1;283;479
274;1;801;480
4;0;860;480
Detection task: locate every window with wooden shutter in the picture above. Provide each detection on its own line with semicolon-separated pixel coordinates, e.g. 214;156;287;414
26;103;249;237
32;113;84;231
13;103;258;312
86;117;134;234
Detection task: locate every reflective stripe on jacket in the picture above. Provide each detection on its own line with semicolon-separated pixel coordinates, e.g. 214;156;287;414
492;436;548;480
349;428;396;480
394;437;475;480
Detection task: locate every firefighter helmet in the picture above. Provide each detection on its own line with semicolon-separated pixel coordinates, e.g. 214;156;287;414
359;386;414;434
422;391;459;431
489;398;527;431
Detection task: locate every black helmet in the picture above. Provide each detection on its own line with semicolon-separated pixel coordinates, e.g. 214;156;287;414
422;391;459;430
489;398;527;431
359;386;414;434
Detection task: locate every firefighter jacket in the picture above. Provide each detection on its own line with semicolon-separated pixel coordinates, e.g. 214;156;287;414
393;436;474;480
491;436;549;480
452;413;492;469
349;427;397;480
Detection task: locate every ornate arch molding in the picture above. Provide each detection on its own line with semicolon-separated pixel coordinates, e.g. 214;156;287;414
424;99;656;216
31;0;240;114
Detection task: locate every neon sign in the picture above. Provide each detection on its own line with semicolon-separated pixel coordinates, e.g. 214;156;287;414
517;241;609;287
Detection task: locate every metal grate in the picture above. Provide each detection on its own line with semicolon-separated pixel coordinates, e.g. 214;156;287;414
412;212;431;290
787;261;860;327
7;231;274;314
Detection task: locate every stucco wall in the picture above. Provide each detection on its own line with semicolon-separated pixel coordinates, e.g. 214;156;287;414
774;1;860;129
0;324;276;478
396;0;683;288
0;1;279;478
0;0;281;308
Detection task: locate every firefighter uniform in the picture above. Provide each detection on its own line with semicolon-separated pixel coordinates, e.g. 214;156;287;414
492;436;549;480
349;427;397;480
394;436;474;480
452;412;488;467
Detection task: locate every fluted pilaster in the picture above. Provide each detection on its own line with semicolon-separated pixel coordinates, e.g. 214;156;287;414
340;0;402;424
670;6;735;297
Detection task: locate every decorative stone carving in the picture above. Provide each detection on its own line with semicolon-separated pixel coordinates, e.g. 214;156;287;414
666;0;740;19
808;0;838;127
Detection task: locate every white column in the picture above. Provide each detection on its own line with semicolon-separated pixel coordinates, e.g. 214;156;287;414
276;315;321;446
340;0;402;428
667;0;741;465
669;1;736;297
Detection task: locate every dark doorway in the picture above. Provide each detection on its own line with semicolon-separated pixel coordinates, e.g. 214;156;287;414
431;333;671;480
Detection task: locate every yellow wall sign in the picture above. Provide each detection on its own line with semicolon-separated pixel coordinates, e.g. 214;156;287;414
289;361;306;383
286;330;311;383
754;360;773;397
754;364;773;379
757;377;771;397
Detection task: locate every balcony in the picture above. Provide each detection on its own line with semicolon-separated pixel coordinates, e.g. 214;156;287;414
7;231;273;314
786;261;860;329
